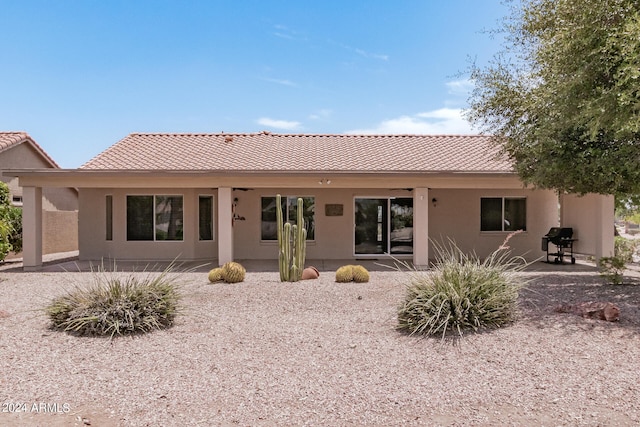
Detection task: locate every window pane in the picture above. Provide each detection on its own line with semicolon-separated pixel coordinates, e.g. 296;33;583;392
106;195;113;241
288;196;315;240
127;196;154;241
390;198;413;254
261;196;314;240
155;196;183;241
261;197;282;240
354;198;388;254
505;198;526;231
199;196;213;240
480;198;503;231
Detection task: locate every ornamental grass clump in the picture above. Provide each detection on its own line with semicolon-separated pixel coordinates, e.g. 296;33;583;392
45;263;183;338
397;235;528;339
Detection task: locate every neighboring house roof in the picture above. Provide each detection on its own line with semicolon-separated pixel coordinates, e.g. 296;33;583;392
0;131;60;168
81;133;511;174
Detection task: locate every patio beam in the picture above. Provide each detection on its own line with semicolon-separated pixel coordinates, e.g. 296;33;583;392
217;187;234;265
413;187;429;268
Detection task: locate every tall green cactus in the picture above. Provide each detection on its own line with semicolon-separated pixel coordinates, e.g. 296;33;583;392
277;194;307;282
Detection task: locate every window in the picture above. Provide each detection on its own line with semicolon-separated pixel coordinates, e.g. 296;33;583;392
481;197;526;231
106;195;113;241
127;195;184;241
261;196;315;240
199;195;214;241
354;197;413;254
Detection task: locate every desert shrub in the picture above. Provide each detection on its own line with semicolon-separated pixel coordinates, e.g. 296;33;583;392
598;236;638;284
397;237;527;338
44;263;182;337
598;256;625;285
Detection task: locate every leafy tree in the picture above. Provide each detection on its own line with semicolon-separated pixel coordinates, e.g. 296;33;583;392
0;182;22;260
467;0;640;196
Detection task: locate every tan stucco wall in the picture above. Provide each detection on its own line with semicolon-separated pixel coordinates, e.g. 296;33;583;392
233;187;418;260
78;188;217;261
560;193;615;258
79;186;558;262
0;142;52;169
428;188;559;261
43;210;78;254
1;143;79;256
7;177;78;211
1;143;78;211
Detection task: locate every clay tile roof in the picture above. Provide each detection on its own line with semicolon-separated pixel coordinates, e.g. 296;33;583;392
80;133;511;173
0;131;60;168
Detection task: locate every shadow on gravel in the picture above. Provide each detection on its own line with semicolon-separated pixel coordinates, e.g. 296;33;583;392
519;273;640;335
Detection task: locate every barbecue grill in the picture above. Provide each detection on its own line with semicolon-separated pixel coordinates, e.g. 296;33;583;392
542;227;576;264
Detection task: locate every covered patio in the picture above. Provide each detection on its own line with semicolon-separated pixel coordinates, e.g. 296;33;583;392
7;133;615;271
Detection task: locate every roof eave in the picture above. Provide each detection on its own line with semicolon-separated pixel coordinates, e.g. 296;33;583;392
4;168;515;178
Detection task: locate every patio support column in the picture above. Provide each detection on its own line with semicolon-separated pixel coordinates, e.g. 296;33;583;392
217;187;234;266
23;186;43;271
413;187;429;269
595;194;615;261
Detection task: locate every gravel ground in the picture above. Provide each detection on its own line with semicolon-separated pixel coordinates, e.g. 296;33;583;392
1;265;640;427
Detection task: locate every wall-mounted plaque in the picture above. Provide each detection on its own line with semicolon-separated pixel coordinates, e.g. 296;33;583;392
325;204;343;216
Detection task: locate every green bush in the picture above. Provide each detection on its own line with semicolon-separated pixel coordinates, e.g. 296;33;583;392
598;256;625;285
44;263;183;337
397;237;527;338
598;236;638;284
6;206;22;253
0;182;19;261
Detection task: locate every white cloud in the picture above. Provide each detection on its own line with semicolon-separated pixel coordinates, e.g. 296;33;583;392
260;77;298;87
272;25;307;41
446;79;474;97
354;48;389;61
308;109;332;120
345;108;476;135
329;40;389;61
257;117;302;131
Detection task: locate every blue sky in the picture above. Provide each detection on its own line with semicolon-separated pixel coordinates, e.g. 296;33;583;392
1;1;509;168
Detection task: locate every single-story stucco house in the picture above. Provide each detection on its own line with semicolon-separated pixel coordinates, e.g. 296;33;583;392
7;132;614;271
0;131;78;255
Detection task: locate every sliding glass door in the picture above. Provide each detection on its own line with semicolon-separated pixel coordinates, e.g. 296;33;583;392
390;198;414;254
354;199;388;254
354;197;413;255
